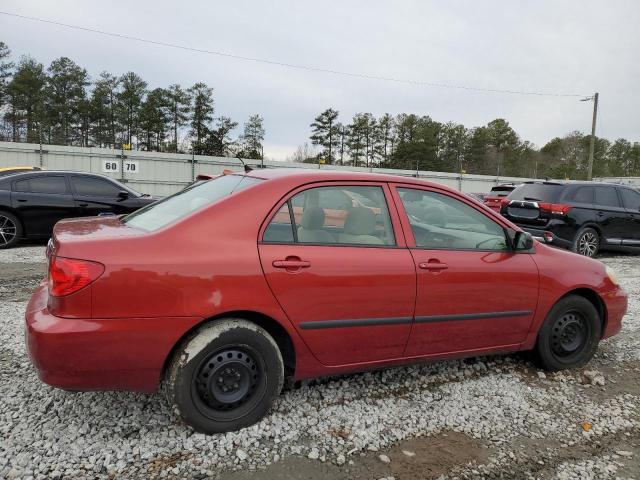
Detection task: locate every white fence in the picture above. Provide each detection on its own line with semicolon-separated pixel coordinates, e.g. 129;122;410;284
594;176;640;187
0;141;534;196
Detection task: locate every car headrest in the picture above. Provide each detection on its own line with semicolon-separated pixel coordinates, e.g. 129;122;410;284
300;206;326;229
424;206;446;228
344;208;376;235
403;190;423;202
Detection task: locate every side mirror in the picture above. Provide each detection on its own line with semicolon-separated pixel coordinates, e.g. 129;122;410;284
117;190;129;200
513;230;534;251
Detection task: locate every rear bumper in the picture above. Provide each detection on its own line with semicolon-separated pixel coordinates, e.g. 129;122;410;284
601;285;628;339
516;225;573;249
25;281;200;393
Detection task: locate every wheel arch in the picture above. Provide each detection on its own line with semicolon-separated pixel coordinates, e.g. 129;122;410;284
162;310;297;384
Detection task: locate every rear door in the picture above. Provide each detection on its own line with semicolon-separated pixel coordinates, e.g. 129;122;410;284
258;182;416;366
619;187;640;246
392;184;539;356
593;186;628;247
11;175;75;236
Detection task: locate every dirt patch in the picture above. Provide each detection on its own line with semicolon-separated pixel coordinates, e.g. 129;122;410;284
221;431;490;480
0;261;45;302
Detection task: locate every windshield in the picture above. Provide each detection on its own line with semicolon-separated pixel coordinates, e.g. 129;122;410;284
123;175;262;231
508;183;563;203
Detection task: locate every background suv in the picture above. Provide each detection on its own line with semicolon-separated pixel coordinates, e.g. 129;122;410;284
500;181;640;257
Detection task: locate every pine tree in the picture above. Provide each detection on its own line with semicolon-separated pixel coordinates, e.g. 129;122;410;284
90;72;120;147
139;88;170;151
5;56;46;143
0;42;13;112
240;114;265;159
188;82;214;155
206;116;238;156
165;84;191;153
117;72;147;147
310;108;339;164
45;57;90;145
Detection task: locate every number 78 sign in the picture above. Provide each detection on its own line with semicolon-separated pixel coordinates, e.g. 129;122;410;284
101;160;140;174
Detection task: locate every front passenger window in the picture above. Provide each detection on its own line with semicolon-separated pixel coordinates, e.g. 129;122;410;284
398;188;508;251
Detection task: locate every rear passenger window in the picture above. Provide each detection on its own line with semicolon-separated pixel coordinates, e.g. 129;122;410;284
263;203;294;243
71;176;122;196
14;176;67;194
594;187;620;208
262;185;396;246
572;187;594;204
620;188;640;210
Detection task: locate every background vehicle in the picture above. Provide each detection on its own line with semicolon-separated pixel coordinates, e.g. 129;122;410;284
0;166;42;177
484;183;518;212
0;170;156;248
500;181;640;257
26;170;627;433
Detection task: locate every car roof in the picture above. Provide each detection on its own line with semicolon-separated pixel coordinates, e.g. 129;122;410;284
1;170;115;180
244;167;456;190
520;180;626;188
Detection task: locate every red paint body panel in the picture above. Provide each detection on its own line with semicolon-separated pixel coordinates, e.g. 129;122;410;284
24;169;628;393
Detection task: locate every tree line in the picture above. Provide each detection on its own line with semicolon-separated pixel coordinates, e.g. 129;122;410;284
0;42;265;158
303;109;640;179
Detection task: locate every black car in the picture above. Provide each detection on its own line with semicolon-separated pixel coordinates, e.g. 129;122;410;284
500;181;640;257
0;171;157;248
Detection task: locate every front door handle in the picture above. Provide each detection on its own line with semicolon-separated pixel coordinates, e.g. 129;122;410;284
596;211;605;217
272;256;311;270
78;203;89;207
16;199;27;203
419;260;449;271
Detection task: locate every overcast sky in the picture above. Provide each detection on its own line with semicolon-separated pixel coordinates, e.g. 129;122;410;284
1;0;638;160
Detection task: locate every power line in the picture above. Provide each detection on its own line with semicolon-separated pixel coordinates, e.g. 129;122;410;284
0;10;587;98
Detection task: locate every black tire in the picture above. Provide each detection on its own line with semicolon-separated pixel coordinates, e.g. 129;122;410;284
0;210;22;249
572;227;600;257
165;319;284;434
534;295;602;371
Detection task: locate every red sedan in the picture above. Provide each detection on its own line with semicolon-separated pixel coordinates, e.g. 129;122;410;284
25;169;627;433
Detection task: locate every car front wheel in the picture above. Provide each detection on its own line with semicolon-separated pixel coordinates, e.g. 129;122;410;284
165;319;284;433
534;295;601;371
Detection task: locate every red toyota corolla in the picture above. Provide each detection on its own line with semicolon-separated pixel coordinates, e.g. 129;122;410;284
25;169;627;433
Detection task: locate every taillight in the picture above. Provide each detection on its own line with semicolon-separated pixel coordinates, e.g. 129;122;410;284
500;198;511;207
48;256;104;297
538;203;573;215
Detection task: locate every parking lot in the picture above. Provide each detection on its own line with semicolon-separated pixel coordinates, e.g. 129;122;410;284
1;245;638;480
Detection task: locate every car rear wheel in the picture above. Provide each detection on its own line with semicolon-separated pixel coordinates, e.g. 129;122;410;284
165;319;284;434
572;227;600;257
0;211;22;249
534;295;601;371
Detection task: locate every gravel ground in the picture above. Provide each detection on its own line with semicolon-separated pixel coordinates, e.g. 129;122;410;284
1;247;639;479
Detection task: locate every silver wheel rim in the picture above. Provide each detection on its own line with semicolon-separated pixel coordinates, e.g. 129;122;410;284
0;215;17;247
578;231;598;257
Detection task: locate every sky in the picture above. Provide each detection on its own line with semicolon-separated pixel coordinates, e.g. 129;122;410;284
1;0;638;160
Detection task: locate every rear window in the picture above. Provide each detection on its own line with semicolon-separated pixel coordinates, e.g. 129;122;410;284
123;175;262;231
507;184;563;203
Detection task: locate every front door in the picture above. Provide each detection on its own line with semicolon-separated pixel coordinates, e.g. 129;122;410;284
258;182;416;366
593;185;629;246
619;187;640;247
392;185;539;357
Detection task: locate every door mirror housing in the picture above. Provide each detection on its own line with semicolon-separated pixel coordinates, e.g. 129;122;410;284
512;230;534;251
117;190;129;200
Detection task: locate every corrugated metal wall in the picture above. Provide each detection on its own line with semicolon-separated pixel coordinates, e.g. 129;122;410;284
0;141;533;196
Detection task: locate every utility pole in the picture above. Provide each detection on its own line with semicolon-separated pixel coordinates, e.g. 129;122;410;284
583;92;599;181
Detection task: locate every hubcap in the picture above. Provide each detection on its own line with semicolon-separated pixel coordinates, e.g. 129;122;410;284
551;312;587;358
578;232;598;257
0;215;17;247
194;348;260;413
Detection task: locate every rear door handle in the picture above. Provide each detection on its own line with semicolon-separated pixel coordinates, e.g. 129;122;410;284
419;260;449;271
78;203;89;207
272;257;311;269
16;199;27;203
597;211;605;217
